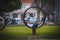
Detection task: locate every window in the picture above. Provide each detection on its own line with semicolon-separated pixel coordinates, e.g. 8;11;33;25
13;14;18;18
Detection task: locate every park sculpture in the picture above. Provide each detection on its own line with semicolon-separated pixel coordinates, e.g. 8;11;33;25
22;7;46;34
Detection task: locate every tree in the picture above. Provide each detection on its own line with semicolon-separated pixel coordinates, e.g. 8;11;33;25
0;0;22;12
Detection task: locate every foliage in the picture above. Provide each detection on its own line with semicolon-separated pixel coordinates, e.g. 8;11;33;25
0;0;22;12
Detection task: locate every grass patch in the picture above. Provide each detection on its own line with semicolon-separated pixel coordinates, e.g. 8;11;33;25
0;25;60;40
0;25;60;35
37;25;60;35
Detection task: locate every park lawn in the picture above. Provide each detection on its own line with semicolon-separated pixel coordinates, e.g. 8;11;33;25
0;25;60;40
0;25;60;35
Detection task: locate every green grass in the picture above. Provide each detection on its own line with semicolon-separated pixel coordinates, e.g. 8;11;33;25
0;25;60;40
37;25;60;35
0;25;60;35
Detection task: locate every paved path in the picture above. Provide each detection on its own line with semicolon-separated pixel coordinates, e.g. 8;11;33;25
0;35;60;40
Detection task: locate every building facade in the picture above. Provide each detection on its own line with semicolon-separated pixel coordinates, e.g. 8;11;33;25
6;0;34;25
6;0;60;25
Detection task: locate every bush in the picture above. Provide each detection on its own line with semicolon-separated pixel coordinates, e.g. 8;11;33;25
0;0;22;12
